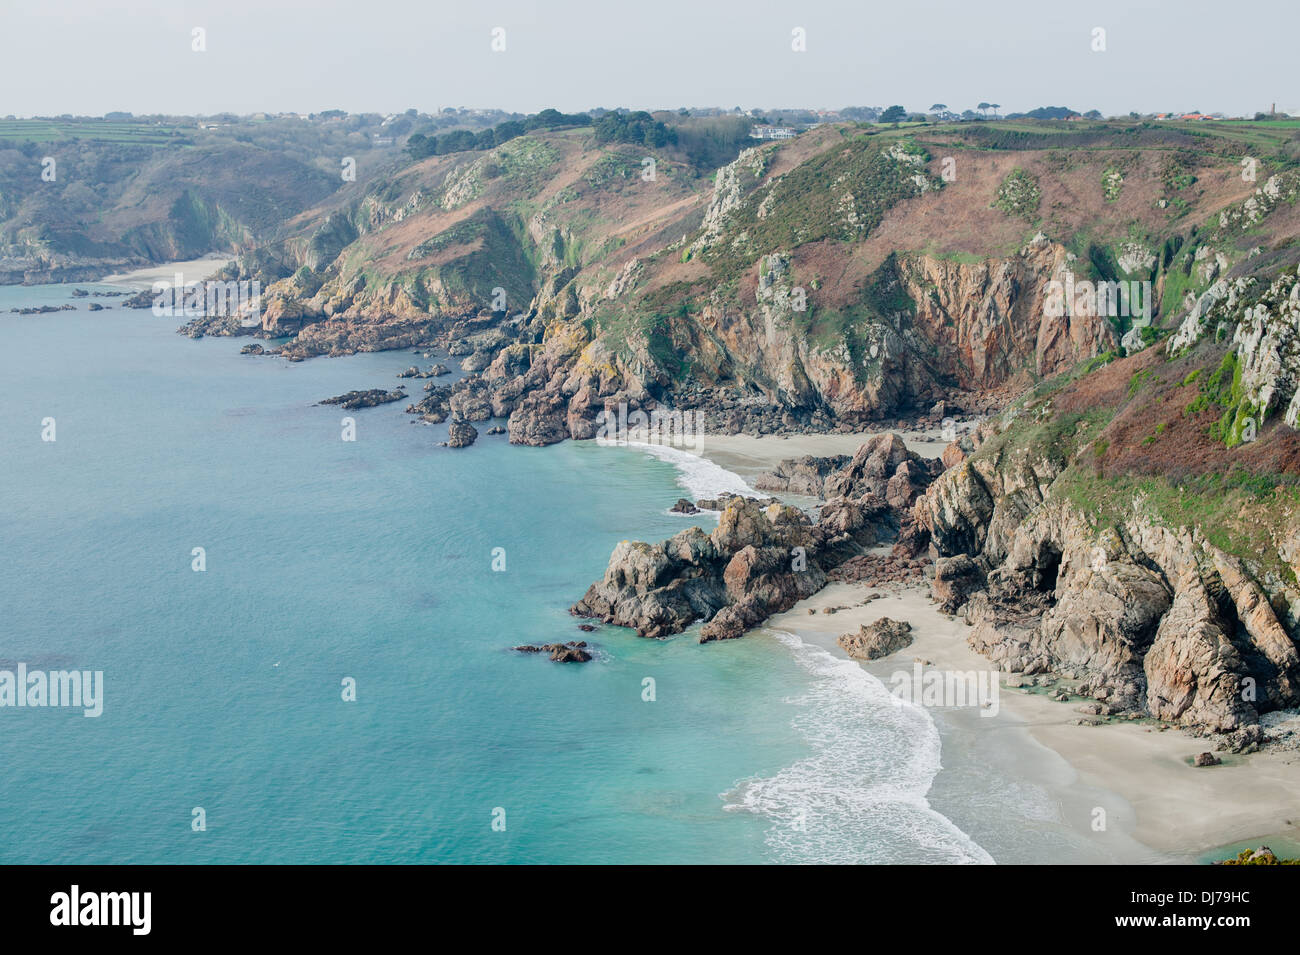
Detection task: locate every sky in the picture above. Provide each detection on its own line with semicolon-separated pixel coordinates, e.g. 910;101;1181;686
2;0;1296;118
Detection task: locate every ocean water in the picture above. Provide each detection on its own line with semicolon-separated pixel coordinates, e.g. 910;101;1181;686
0;282;993;864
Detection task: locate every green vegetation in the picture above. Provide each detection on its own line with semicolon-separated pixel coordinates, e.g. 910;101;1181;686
1078;350;1120;375
0;118;189;145
1059;467;1300;585
993;167;1041;220
1101;166;1124;200
405;207;537;308
593;111;675;148
700;137;940;278
668;115;755;169
1218;848;1300;865
1128;368;1157;397
405;109;590;160
583;152;650;191
1184;349;1260;447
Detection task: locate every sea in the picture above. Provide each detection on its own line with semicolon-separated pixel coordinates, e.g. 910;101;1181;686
0;281;1093;864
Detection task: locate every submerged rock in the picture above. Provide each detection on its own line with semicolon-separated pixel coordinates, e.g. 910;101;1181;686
513;641;592;663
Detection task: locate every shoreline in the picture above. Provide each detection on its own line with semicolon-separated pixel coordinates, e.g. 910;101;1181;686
668;429;1300;863
100;255;231;289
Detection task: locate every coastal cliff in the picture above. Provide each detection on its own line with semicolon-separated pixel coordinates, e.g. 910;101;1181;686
206;122;1300;447
912;265;1300;739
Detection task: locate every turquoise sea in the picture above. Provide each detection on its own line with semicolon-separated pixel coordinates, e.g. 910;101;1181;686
0;282;1014;864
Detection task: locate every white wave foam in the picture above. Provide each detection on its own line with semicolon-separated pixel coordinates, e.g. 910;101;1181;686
722;629;994;864
624;441;756;502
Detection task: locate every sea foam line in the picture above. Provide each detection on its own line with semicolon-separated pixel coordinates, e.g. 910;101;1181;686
723;629;994;865
622;440;757;502
614;438;990;861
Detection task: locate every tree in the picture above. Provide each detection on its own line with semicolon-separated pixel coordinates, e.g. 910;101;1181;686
880;105;907;124
989;104;1001;119
977;102;991;118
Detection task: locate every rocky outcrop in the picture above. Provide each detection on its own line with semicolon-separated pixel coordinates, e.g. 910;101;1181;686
318;388;406;410
573;434;935;641
1229;267;1300;430
753;454;851;496
932;554;986;613
446;417;478;448
837;617;914;660
755;435;941;507
514;641;592;663
897;235;1119;386
913;412;1300;736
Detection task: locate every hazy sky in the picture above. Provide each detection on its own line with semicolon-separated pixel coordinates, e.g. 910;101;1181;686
3;0;1296;117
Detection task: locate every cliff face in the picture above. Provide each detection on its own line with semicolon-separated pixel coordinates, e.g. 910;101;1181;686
921;454;1300;734
913;270;1300;737
898;237;1119;387
0;140;338;283
218;122;1295;444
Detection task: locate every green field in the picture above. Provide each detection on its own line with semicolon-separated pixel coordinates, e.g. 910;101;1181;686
0;119;188;145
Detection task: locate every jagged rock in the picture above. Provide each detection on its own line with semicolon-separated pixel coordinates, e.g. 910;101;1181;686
837;617;914;660
571;437;938;642
670;498;699;514
1193;752;1221;767
514;641;592;663
932;554;986;613
572;496;836;640
753;454;850;496
1215;724;1263;754
319;388;406;410
507;391;569;446
824;433;941;504
449;389;493;421
1144;575;1252;732
447;417;478;448
913;403;1300;735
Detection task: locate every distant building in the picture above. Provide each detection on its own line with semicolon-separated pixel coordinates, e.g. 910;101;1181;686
750;125;797;140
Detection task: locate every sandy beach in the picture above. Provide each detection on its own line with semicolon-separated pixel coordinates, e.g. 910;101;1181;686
100;255;231;289
694;429;1300;863
699;428;953;481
